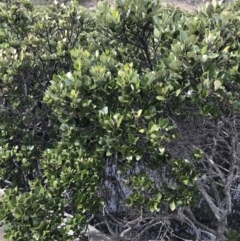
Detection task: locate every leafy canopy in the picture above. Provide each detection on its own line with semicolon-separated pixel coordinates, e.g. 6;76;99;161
1;0;240;240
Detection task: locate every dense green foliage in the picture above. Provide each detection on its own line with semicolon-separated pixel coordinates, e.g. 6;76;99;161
1;0;240;240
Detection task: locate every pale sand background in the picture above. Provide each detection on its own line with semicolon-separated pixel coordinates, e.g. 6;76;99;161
0;228;3;241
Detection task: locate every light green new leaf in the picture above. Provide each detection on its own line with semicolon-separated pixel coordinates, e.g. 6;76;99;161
154;28;161;38
201;55;208;63
148;121;158;133
176;89;181;96
156;96;166;101
208;53;218;59
201;45;208;55
220;10;232;25
170;202;176;211
155;192;162;201
214;80;221;91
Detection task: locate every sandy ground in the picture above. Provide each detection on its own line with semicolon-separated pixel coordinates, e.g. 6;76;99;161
81;0;205;12
161;0;205;11
0;228;3;241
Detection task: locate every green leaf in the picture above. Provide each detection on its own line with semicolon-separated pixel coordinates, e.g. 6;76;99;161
206;3;214;16
102;106;108;115
148;121;158;133
192;149;203;160
180;31;188;43
208;53;218;59
183;179;189;185
125;198;133;206
233;102;240;110
128;134;138;144
149;205;155;212
64;78;72;87
220;10;231;25
158;118;168;128
176;89;181;96
170;202;176;211
2;224;10;232
203;104;212;114
135;155;142;161
169;61;182;70
60;124;69;132
156;96;166;101
201;55;208;63
117;116;123;127
201;46;208;55
70;89;76;97
155;193;162;201
184;35;198;46
154;28;161;38
214;80;221;91
136;109;142;117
